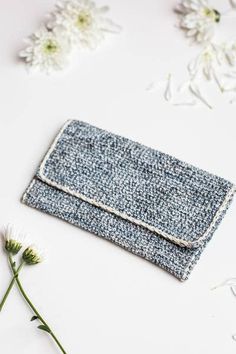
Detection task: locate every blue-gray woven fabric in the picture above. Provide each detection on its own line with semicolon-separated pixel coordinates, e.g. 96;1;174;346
22;120;235;280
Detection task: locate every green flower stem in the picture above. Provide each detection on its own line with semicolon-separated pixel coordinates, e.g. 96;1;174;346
9;255;67;354
0;259;24;312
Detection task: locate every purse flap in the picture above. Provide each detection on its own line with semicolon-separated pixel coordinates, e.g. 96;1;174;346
37;120;235;248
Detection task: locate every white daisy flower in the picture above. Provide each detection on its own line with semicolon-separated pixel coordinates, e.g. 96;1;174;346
176;0;221;43
19;25;71;74
48;0;121;49
22;245;44;265
2;224;26;255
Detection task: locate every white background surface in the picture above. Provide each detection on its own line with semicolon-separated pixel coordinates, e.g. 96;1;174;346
0;0;236;353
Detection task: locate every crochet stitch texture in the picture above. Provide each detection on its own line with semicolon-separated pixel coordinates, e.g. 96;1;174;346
22;120;235;280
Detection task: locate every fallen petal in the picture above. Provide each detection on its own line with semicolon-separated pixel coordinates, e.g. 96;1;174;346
164;74;173;101
189;83;213;109
231;286;236;296
212;278;236;290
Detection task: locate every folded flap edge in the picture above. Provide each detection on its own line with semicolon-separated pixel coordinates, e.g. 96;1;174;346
36;120;236;249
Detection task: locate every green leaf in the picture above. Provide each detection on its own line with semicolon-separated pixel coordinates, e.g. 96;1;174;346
31;316;38;321
38;325;51;333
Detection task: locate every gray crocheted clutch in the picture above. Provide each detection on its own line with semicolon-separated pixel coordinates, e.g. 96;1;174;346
22;120;235;281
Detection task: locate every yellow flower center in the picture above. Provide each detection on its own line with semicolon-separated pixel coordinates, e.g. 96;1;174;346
43;39;59;55
203;8;220;23
5;239;22;255
76;11;92;29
